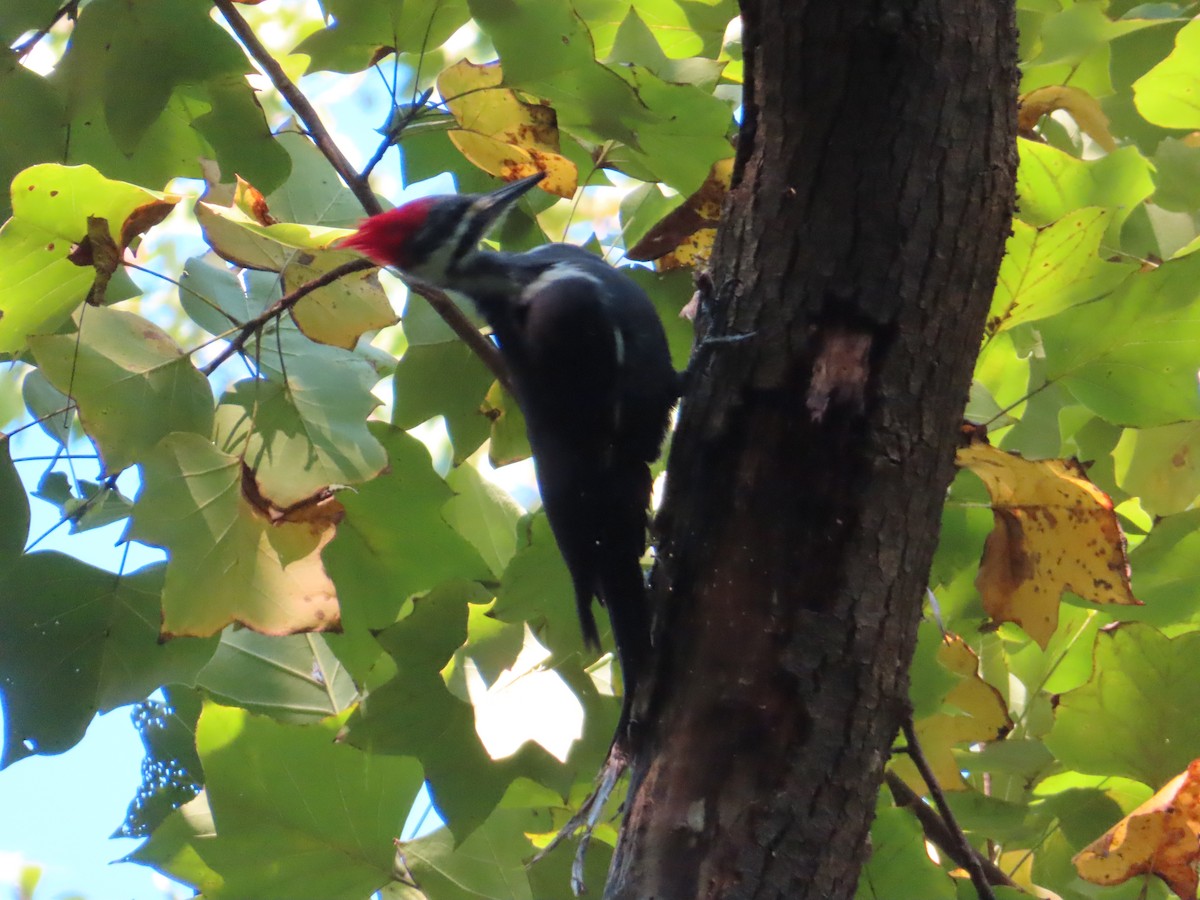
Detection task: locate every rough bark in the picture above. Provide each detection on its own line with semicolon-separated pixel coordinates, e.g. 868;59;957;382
606;3;1018;898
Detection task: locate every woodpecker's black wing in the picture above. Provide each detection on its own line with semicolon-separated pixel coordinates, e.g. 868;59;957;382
487;248;677;696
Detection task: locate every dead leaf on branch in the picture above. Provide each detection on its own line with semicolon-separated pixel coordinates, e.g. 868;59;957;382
69;199;175;305
1019;85;1117;152
957;432;1140;648
1075;758;1200;899
627;157;733;269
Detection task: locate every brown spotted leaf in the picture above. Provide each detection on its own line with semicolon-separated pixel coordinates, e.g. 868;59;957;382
627;157;732;268
438;59;577;198
957;436;1140;648
1075;759;1200;899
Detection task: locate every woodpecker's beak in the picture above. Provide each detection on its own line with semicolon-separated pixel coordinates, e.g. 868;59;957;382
470;172;546;222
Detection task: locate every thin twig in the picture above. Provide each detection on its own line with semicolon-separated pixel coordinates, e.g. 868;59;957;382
212;0;381;216
899;715;997;900
14;0;77;60
362;88;435;181
199;258;375;377
883;771;1016;889
210;0;512;388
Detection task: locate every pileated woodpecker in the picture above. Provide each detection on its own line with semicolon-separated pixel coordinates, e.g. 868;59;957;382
343;173;679;712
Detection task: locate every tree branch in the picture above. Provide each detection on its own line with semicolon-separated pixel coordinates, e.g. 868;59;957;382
883;771;1016;890
210;0;511;389
211;0;380;216
899;717;998;900
199;258;374;376
14;0;77;60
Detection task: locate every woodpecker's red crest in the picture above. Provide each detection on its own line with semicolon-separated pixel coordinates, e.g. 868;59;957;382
341;173;545;281
339;197;439;269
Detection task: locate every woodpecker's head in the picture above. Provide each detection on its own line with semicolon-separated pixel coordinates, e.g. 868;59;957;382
341;172;545;283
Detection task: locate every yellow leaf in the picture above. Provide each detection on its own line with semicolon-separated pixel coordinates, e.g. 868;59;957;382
1019;85;1117;152
1075;759;1200;900
890;634;1011;792
627;157;733;269
438;59;577;198
957;435;1140;648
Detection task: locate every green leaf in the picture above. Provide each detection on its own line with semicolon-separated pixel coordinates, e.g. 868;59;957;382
129;432;343;638
0;164;178;353
0;442;29;561
1113;422;1200;516
492;513;593;660
1126;509;1200;629
295;0;472;74
392;340;494;463
401;805;544;900
1150;137;1200;212
345;584;577;840
34;474;136;534
1039;253;1200;427
989;210;1135;333
0;61;67;221
856;807;956;900
196;630;357;723
177;256;262;337
214;372;386;509
324;425;492;632
181;703;425;900
0;0;62;45
29;307;214;474
0;558;216;768
444;463;522;578
1014;140;1154;238
58;0;247;153
1046;623;1200;789
125;793;225;895
1134;17;1200;128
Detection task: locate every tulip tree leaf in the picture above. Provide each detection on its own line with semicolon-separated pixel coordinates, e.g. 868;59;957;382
324;426;492;632
29;307;214;474
1046;624;1200;789
0;558;217;768
129;432;343;638
1040;252;1200;427
0;164;179;353
196;629;357;724
135;702;425;899
214;368;386;509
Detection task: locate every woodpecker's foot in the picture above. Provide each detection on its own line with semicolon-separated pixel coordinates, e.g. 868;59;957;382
681;330;756;392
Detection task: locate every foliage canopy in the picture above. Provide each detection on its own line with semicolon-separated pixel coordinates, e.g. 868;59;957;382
4;1;1200;898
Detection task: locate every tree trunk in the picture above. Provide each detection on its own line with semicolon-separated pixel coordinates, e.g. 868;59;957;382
607;2;1018;898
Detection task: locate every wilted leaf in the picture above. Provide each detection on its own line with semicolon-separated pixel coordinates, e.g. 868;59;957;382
890;634;1011;792
1075;759;1200;899
1018;84;1116;151
29;307;214;474
957;437;1139;648
439;59;577;198
627;157;733;269
129;432;343;638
